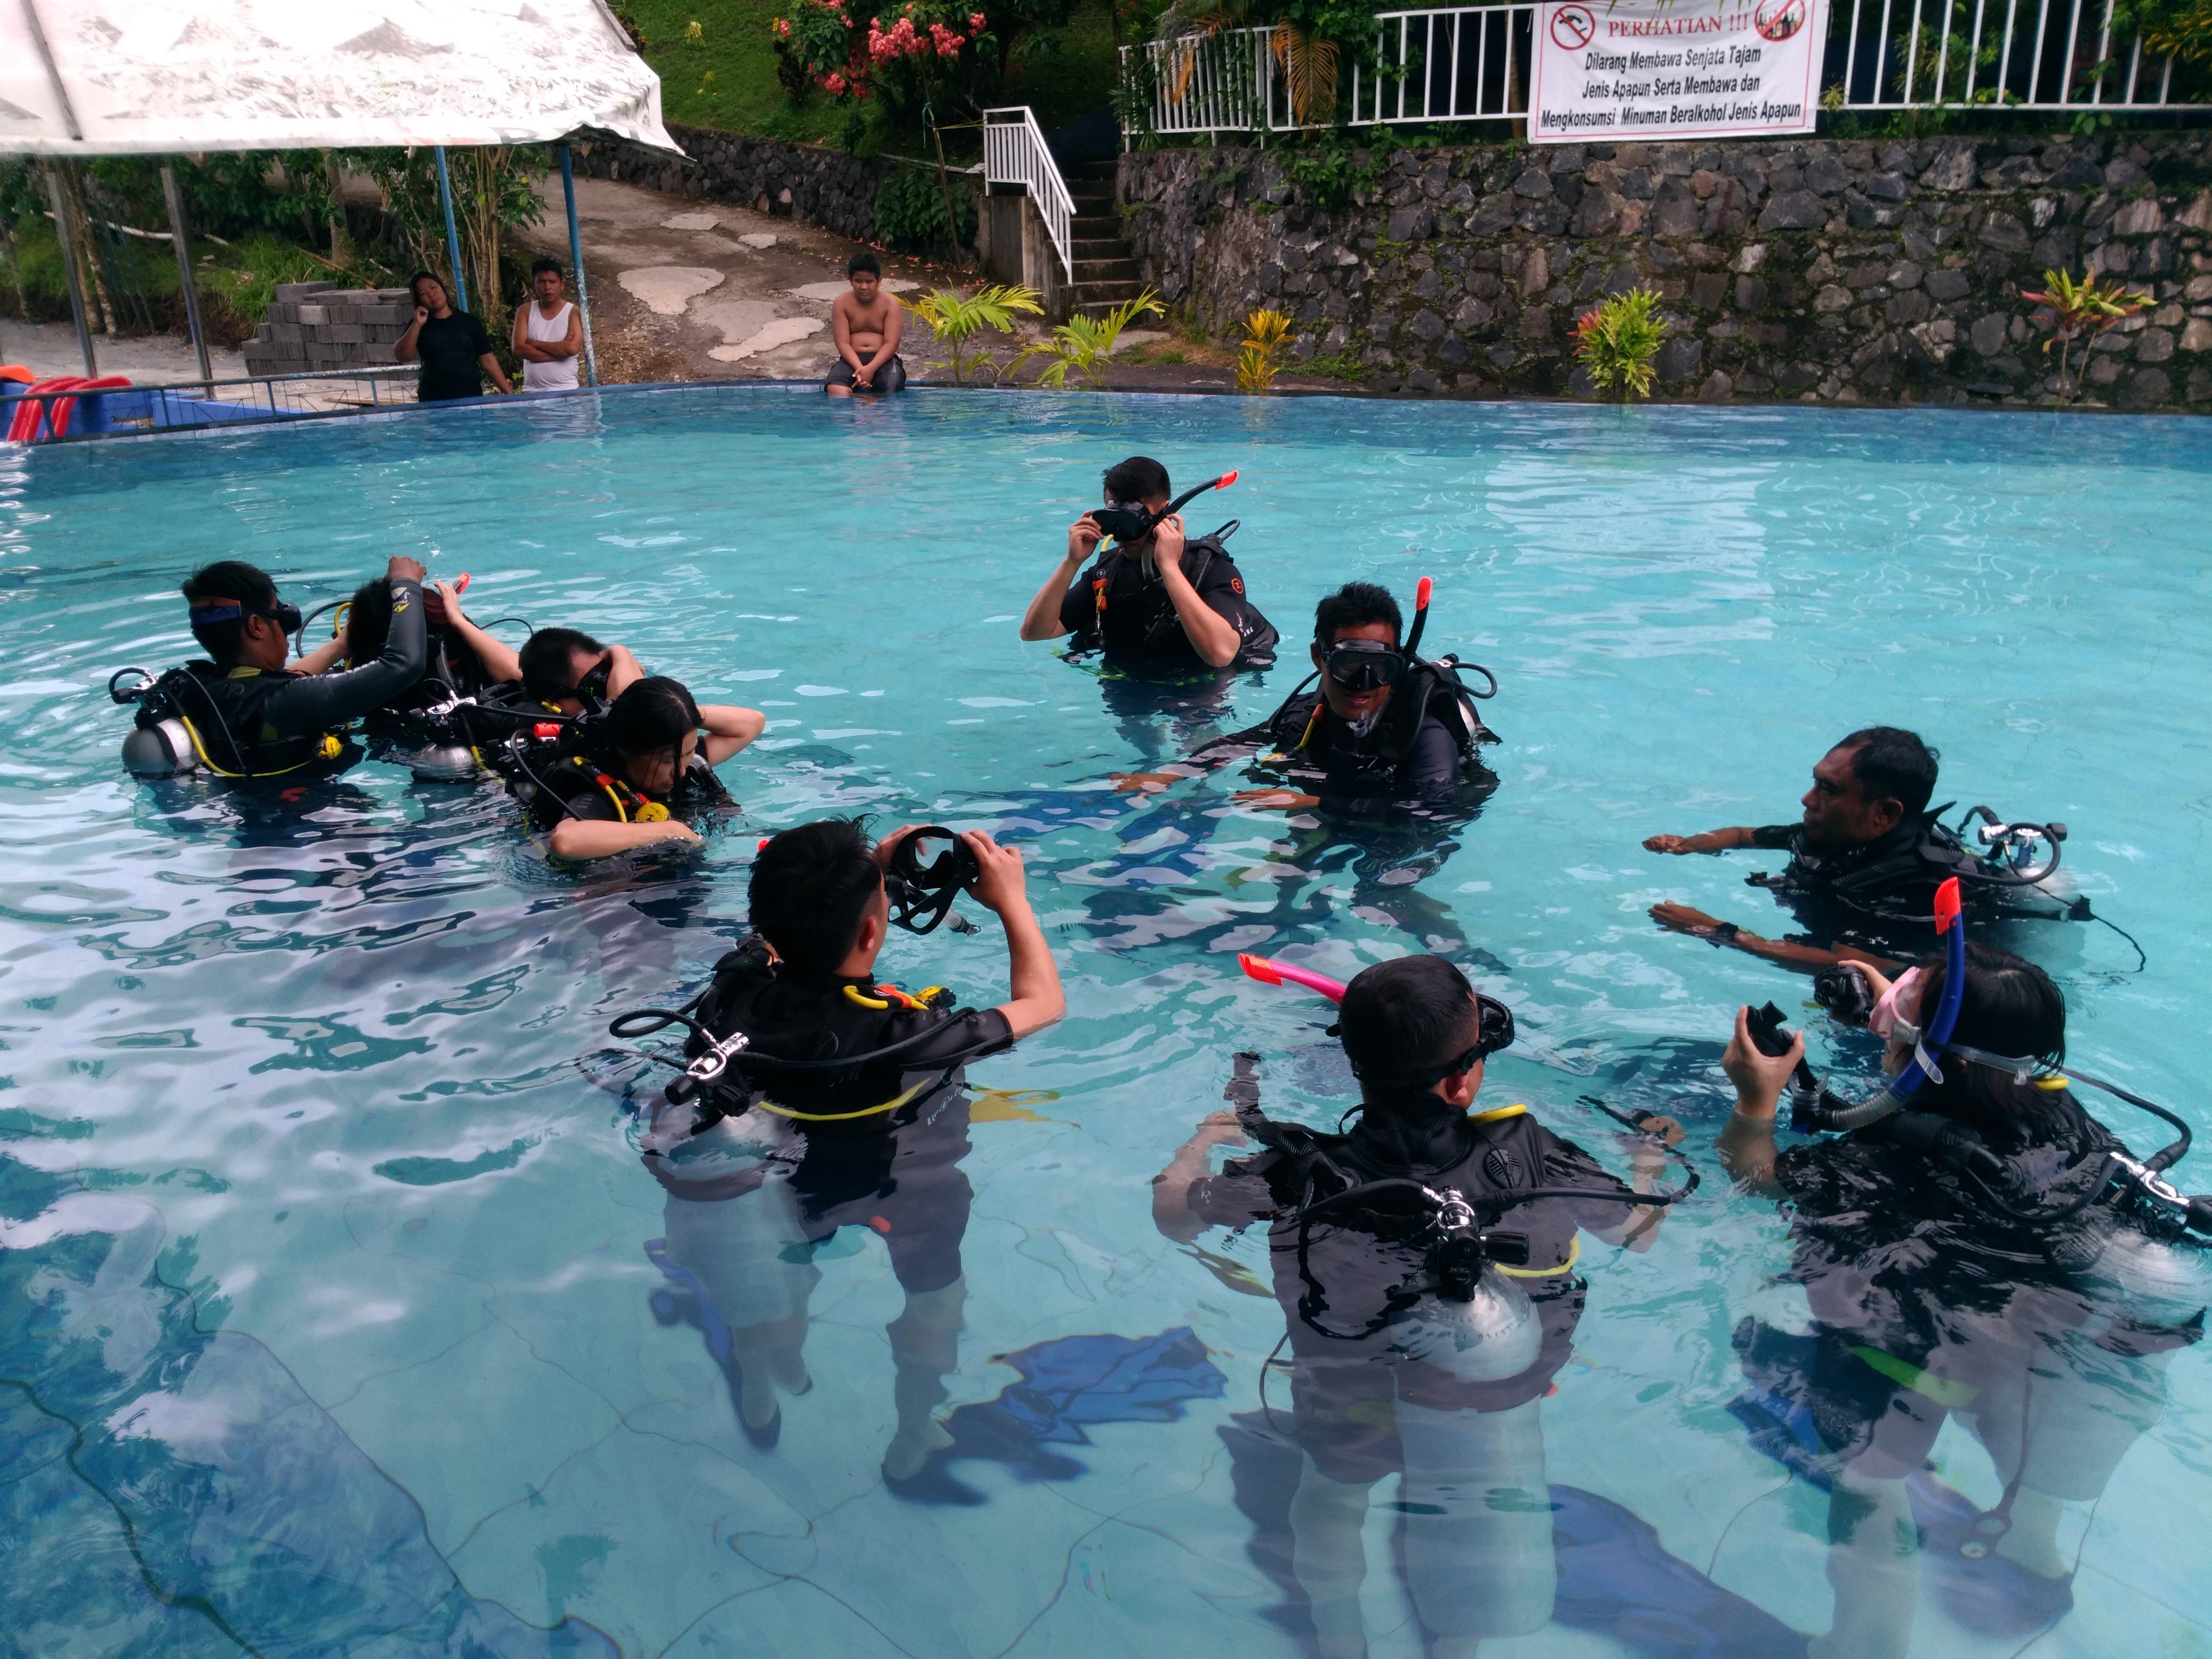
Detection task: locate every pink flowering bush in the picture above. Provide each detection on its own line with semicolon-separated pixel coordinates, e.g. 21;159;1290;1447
770;0;1073;128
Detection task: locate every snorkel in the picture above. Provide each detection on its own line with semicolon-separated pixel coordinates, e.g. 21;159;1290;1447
1792;876;1970;1133
1239;953;1347;1003
1091;471;1239;547
1402;576;1434;659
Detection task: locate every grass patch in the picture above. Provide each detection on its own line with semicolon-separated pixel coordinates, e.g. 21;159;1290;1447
1292;351;1373;383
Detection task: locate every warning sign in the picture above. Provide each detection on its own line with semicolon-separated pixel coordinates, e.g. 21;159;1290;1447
1529;0;1827;144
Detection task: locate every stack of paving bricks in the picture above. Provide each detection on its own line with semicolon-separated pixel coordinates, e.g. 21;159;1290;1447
240;281;417;376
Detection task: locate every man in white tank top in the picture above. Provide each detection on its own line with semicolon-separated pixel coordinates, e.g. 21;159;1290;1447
514;258;584;391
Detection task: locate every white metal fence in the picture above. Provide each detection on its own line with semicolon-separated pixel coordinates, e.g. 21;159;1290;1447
1121;0;2200;138
983;106;1077;280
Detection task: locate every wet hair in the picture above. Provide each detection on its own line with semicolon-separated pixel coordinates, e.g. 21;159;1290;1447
607;675;701;760
1338;956;1481;1091
531;257;563;280
341;577;390;666
848;249;882;278
749;817;883;980
518;626;606;702
1914;941;2070;1147
407;271;449;311
1103;456;1171;504
1836;726;1939;818
181;560;278;664
1313;581;1403;647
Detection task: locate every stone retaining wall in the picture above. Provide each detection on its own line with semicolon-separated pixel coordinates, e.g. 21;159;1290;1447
571;123;895;244
1118;133;2212;409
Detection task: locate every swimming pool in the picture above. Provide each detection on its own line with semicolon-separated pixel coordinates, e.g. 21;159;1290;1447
2;387;2207;1658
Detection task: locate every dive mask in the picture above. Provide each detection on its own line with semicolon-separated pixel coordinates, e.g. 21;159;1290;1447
1322;640;1406;693
885;825;982;935
575;655;615;706
190;598;304;635
1084;471;1241;547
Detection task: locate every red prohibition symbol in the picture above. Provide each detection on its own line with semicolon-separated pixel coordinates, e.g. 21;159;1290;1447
1551;4;1596;48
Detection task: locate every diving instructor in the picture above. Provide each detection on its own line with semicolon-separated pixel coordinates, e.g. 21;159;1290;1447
1018;456;1276;674
1646;726;1948;970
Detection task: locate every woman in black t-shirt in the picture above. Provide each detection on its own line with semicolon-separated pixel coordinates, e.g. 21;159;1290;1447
395;272;513;402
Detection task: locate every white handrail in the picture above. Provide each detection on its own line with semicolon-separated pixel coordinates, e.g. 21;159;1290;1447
982;107;1075;283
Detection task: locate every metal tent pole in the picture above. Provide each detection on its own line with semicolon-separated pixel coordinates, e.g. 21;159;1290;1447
42;161;96;376
435;145;468;311
559;144;598;387
160;164;213;386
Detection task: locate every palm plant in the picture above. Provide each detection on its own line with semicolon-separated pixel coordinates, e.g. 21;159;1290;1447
2020;267;2149;398
1011;291;1164;388
1237;306;1295;393
1270;24;1340;125
1571;288;1668;401
909;283;1043;384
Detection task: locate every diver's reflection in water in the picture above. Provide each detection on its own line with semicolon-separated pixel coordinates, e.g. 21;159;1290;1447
642;1068;977;1481
1094;664;1246;765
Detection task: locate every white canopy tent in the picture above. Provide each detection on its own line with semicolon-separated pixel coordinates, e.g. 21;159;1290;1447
2;0;680;385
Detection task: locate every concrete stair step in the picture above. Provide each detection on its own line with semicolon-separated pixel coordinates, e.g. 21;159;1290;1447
1074;258;1142;283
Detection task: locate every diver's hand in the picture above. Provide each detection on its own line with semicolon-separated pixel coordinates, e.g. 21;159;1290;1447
1839;959;1894;1008
873;823;923;869
962;830;1029;915
431;579;468;623
1111;771;1180;794
1722;1004;1802;1121
387;555;426;585
1644;834;1694;853
1067;516;1104;563
1234;787;1322;812
1151;514;1186;577
1650;902;1722;937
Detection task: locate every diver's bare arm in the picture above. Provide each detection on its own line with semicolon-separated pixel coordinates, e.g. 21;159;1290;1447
295;633;349;675
1716;1007;1794;1197
966;831;1065;1040
548;818;702;860
1153;519;1241;668
1152;1115;1246;1243
1644;827;1760;853
1019;539;1092;642
699;703;765;764
435;584;523;682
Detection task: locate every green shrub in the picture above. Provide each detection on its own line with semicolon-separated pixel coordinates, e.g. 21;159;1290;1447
1571;287;1668;401
873;166;977;252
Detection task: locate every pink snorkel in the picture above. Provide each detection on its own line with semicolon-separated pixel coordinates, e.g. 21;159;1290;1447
1239;953;1347;1005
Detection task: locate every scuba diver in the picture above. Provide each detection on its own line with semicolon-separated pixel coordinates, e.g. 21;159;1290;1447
1154;954;1689;1659
1017;456;1278;676
510;676;764;860
1717;879;2208;1658
110;557;427;782
1117;580;1498;816
613;817;1064;1479
1646;726;2084;970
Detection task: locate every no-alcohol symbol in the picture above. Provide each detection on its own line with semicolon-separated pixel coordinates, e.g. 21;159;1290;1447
1754;0;1807;39
1551;4;1596;50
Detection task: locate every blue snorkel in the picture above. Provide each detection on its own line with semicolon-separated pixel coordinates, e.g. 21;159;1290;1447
1791;876;1968;1134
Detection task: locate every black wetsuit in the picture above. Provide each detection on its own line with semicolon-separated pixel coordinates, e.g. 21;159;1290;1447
1188;1094;1636;1479
648;940;1013;1296
1178;660;1497;817
1059;538;1278;674
141;577;427;779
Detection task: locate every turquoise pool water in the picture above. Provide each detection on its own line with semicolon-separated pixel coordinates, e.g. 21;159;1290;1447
2;388;2207;1658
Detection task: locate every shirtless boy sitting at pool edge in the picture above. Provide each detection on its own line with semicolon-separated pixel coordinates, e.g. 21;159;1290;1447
825;250;906;397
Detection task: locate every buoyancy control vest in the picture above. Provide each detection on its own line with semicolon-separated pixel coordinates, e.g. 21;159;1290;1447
1084;531;1278;669
677;937;995;1129
506;711;733;831
1256;656;1499;793
125;663;353;781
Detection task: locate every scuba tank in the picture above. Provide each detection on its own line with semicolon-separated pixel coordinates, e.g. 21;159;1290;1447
1382;1194;1543;1382
113;667;200;779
